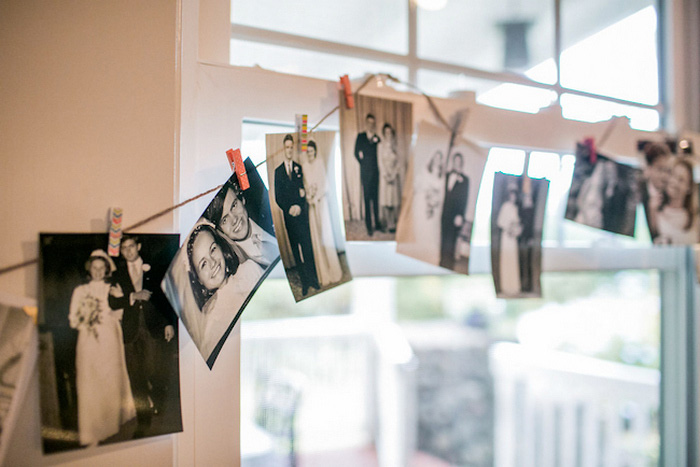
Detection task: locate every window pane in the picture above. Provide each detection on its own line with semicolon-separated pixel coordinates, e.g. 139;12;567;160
231;39;409;83
417;69;557;114
417;0;556;82
231;0;408;54
560;93;660;131
396;270;659;466
561;2;659;105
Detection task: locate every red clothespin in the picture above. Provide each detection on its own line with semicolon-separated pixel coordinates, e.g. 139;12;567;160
340;74;354;109
295;114;308;153
108;207;123;257
583;137;597;164
226;148;250;190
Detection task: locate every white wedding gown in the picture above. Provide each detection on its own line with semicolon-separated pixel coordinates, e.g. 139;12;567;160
68;280;135;445
304;156;343;285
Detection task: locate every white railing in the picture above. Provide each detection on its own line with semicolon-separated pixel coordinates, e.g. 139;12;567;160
490;342;659;467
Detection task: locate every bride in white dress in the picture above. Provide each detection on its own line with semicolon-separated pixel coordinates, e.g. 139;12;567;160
496;188;522;296
68;250;135;445
303;140;343;285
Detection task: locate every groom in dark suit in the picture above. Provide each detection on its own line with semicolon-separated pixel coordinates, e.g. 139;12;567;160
354;113;381;236
109;235;176;435
274;134;320;296
440;153;470;270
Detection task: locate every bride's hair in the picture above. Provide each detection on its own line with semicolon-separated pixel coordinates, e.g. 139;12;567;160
84;256;112;280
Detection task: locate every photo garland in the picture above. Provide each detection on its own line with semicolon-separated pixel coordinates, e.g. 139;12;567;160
0;75;694;405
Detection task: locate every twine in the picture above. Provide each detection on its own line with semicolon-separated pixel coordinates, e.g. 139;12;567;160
0;73;456;277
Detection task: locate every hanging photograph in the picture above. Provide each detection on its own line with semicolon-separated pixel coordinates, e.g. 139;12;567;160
0;297;36;465
339;94;413;240
265;131;352;302
638;141;700;244
39;233;182;453
162;160;280;368
490;173;549;298
565;142;641;237
396;120;487;274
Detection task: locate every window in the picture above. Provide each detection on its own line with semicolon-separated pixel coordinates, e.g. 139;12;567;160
231;0;663;128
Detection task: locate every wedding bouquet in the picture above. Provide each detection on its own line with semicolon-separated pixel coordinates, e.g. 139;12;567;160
75;294;102;339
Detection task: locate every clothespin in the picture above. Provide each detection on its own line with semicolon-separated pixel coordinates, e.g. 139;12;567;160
226;148;250;190
108;207;123;256
583;137;597;164
295;114;308;154
340;75;354;109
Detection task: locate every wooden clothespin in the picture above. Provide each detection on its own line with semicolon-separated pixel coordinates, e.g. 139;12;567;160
340;75;354;109
108;207;123;256
583;137;597;164
226;148;250;190
295;114;308;154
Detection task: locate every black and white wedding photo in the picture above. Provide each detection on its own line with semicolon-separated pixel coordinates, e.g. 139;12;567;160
266;131;352;302
39;233;182;453
396;121;487;275
340;94;413;241
565;143;641;237
162;162;280;368
490;173;548;298
639;142;700;244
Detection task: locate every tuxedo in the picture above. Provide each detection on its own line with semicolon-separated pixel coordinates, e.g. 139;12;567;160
109;256;176;429
518;203;536;292
274;160;319;294
354;131;381;234
440;170;470;270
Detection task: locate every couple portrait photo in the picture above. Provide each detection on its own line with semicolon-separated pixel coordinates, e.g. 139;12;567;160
39;233;182;453
340;94;412;241
265;131;351;302
490;173;549;298
162;161;280;368
565;142;641;237
640;141;700;245
396;121;487;275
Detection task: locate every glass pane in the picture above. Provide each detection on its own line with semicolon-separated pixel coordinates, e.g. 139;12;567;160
417;69;558;113
561;2;659;105
397;270;660;466
231;0;408;54
417;0;556;82
560;93;660;131
231;39;409;83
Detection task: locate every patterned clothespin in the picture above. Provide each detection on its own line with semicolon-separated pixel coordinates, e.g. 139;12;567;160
340;75;354;109
226;148;250;190
108;207;123;257
296;114;308;154
583;137;597;164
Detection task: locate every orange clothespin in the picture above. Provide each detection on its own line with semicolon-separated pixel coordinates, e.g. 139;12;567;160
295;114;308;153
108;207;123;257
583;137;597;164
340;74;354;109
226;148;250;190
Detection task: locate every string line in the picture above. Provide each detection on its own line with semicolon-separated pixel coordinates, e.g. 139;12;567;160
0;73;453;277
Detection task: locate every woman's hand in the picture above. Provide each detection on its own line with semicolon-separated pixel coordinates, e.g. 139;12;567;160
109;283;124;297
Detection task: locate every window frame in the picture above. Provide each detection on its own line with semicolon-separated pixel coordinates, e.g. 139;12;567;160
230;0;665;116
